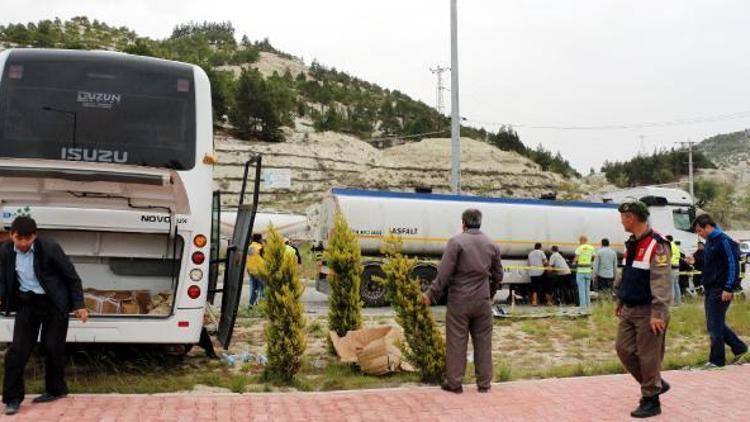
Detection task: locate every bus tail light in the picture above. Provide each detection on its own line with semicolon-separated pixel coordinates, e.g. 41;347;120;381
193;234;207;248
191;251;205;264
189;269;203;281
187;285;201;299
178;321;189;327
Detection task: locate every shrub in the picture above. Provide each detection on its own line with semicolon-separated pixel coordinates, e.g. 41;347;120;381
381;237;446;384
324;214;363;351
260;226;307;383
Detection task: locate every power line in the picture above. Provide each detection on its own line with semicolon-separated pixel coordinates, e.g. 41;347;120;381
465;110;750;131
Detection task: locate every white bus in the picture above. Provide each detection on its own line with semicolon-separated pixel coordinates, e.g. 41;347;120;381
0;49;252;349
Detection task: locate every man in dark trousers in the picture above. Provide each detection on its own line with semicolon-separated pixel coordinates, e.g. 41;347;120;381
692;214;747;367
0;216;88;415
422;209;503;394
614;202;673;418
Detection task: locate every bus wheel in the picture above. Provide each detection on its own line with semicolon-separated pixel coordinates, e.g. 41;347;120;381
360;263;387;307
164;344;192;358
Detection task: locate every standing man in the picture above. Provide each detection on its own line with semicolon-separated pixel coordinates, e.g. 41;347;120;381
692;214;747;367
422;209;503;394
246;233;265;306
691;241;705;292
0;216;88;415
593;238;618;293
665;235;682;305
614;201;673;418
527;243;548;305
548;245;572;304
573;235;595;310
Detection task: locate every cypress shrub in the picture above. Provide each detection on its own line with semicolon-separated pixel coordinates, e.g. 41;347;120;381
381;237;446;384
260;226;307;382
324;214;363;351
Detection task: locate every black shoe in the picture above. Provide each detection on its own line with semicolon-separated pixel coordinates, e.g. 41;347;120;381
478;386;491;393
630;396;661;418
4;402;20;415
732;350;748;365
660;379;670;395
440;383;463;394
32;393;67;404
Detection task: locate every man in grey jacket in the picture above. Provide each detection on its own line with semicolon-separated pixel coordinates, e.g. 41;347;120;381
594;238;618;292
422;209;503;394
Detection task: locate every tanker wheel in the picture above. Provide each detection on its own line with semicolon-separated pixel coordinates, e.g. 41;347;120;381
411;263;438;293
411;263;446;305
360;263;387;307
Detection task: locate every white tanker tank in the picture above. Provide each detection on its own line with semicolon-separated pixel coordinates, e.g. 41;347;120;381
315;188;698;307
318;188;627;258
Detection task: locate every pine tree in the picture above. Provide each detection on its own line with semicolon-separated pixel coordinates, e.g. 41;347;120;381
260;226;307;383
381;236;446;384
324;214;363;351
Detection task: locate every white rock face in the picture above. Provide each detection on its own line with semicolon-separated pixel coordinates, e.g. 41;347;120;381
213;129;576;212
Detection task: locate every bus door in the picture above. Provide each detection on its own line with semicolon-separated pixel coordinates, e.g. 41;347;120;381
207;190;221;304
216;155;262;349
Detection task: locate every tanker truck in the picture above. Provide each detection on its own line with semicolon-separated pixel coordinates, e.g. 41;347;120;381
314;187;699;307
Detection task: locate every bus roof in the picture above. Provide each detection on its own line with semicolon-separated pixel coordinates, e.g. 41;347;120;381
1;48;196;73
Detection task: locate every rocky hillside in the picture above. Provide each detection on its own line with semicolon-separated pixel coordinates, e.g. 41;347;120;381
698;129;750;169
214;121;571;213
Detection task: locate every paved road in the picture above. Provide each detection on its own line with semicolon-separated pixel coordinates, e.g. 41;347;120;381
3;364;748;421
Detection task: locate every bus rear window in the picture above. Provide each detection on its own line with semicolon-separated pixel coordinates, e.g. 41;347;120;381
0;51;196;170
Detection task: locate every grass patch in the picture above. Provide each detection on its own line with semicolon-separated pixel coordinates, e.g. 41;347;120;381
308;319;327;339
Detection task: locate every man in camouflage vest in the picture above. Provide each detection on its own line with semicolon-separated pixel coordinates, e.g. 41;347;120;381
614;201;673;418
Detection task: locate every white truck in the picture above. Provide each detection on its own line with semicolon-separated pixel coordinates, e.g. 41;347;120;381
315;187;699;306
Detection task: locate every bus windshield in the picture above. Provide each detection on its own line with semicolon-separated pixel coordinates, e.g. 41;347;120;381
0;50;196;170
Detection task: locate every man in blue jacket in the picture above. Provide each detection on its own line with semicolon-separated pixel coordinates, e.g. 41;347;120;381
692;214;748;367
0;216;88;415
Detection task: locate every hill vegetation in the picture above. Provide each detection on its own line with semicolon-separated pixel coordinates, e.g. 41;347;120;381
698;129;750;168
0;17;579;178
600;148;715;187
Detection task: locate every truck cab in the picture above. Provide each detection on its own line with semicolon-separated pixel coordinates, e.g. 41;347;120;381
598;187;699;254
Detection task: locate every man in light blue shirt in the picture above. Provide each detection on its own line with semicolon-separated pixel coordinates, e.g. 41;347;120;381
14;245;45;295
593;238;618;293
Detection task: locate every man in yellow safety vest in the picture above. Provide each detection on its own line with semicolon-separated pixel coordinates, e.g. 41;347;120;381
574;235;596;311
666;235;682;305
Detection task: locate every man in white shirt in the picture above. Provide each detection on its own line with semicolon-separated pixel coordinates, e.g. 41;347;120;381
527;243;548;305
548;245;572;304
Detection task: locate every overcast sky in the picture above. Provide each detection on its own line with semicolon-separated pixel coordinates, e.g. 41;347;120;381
3;0;749;172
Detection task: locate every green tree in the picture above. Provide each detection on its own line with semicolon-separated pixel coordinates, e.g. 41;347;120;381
266;72;295;127
259;226;307;383
324;214;364;352
205;69;235;122
381;237;446;384
123;38;156;56
489;126;526;154
230;69;284;141
314;106;345;132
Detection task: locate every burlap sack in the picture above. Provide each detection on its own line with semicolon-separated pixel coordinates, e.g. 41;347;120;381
329;326;410;375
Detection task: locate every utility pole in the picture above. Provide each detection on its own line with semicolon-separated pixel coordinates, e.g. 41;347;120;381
429;65;449;115
638;135;646;156
677;140;697;207
450;0;461;194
